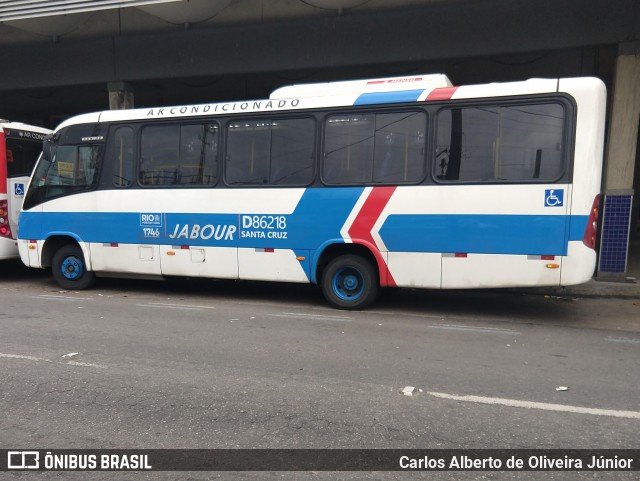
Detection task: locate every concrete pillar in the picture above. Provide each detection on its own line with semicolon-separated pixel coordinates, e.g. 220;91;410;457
599;44;640;275
108;81;134;110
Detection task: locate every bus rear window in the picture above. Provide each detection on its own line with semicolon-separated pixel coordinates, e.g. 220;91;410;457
5;139;43;177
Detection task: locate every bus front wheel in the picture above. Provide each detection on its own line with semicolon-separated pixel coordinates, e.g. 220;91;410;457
321;255;379;310
52;245;95;290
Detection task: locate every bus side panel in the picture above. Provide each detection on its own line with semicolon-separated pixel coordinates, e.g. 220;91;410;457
379;185;568;289
8;176;29;235
89;242;161;276
560;242;597;285
558;78;606;285
442;253;560;288
386;252;441;288
0;238;19;260
17;208;42;267
238;248;310;282
18;238;34;266
160;245;238;279
17;238;46;267
0;131;6;195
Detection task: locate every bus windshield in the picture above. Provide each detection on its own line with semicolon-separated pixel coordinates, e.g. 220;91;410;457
24;139;101;209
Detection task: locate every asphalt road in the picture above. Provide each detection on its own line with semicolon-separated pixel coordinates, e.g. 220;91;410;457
0;260;638;480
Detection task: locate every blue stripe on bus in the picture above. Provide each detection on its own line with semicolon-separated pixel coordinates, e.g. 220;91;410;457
378;214;582;256
286;187;364;248
354;89;426;105
18;187;367;246
568;214;589;243
19;198;589;263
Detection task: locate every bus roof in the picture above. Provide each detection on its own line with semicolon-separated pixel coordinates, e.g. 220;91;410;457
269;73;453;99
52;76;605;133
0;121;51;136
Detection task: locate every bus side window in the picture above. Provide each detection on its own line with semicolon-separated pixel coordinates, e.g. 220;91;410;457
140;125;180;186
435;104;566;183
435;109;463;181
323;111;425;185
270;118;314;186
107;126;134;188
178;124;219;186
323;114;374;185
226;118;314;187
373;112;426;183
226;120;271;185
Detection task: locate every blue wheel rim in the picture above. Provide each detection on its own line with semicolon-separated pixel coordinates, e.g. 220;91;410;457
61;255;84;280
331;266;365;302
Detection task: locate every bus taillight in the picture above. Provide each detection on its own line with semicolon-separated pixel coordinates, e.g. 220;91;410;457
583;194;600;250
0;199;11;239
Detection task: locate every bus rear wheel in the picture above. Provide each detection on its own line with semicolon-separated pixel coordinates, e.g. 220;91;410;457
52;244;95;290
321;255;379;310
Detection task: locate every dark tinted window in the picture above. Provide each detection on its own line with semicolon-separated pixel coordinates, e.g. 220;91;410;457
106;126;134;188
323;111;426;185
139;123;218;186
373;112;426;183
5;139;42;177
226;118;315;186
435;103;566;182
140;125;179;186
323;114;373;184
178;124;218;185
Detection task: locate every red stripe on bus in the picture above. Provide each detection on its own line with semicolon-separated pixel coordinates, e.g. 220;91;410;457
425;86;459;101
348;186;397;287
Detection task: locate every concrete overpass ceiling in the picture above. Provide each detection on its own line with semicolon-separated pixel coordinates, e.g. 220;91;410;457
0;0;635;126
0;0;450;41
1;44;616;127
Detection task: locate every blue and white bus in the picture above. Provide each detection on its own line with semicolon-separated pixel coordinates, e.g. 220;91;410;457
18;74;604;309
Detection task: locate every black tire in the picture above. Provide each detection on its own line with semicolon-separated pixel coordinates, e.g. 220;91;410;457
51;244;95;290
321;254;379;310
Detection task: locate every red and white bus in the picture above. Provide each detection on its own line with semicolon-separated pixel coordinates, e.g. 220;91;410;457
0;121;51;259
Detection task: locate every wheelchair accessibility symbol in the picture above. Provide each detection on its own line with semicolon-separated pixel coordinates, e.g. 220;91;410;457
14;183;25;196
544;189;564;207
